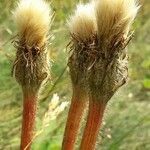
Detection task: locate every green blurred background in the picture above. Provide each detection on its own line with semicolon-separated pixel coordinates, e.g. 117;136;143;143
0;0;149;150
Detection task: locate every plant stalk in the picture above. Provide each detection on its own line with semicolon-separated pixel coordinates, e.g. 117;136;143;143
20;90;37;150
62;87;87;150
80;97;106;150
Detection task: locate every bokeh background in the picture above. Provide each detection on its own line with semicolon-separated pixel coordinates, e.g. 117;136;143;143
0;0;149;149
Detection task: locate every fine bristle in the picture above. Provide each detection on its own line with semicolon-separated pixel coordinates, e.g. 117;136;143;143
14;0;51;48
68;3;97;41
94;0;139;42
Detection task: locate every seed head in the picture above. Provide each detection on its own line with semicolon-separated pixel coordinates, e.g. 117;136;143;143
13;0;52;92
68;0;139;101
68;2;97;90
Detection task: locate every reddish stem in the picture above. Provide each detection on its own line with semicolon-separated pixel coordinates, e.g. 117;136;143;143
62;87;87;150
20;90;37;150
80;97;106;150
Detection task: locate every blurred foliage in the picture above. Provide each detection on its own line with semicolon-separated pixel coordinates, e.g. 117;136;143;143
0;0;150;150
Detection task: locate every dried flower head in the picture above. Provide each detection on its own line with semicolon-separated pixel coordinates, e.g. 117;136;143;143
68;2;97;90
68;0;139;101
13;0;52;92
87;0;139;101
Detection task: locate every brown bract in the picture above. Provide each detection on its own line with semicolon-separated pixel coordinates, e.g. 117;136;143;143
13;38;49;92
68;32;132;102
68;33;97;90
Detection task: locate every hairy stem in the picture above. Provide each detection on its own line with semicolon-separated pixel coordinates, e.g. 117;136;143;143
80;97;106;150
20;90;37;150
62;87;87;150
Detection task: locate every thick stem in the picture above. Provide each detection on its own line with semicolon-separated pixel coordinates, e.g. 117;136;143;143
62;87;87;150
20;90;37;150
80;97;106;150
